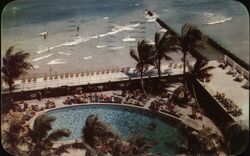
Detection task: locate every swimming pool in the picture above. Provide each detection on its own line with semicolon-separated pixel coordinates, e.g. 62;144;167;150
42;104;184;155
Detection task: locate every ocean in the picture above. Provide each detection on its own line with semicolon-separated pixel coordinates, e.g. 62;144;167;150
1;0;249;76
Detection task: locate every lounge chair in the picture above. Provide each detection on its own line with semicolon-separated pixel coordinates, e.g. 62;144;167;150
242;81;249;89
235;74;244;82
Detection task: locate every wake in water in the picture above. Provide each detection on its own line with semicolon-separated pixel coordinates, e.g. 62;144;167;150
203;12;232;25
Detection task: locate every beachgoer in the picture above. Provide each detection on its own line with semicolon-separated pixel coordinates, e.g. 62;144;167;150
43;33;47;39
76;26;79;36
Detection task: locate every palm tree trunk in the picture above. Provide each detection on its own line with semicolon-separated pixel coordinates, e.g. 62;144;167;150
192;84;200;108
157;57;162;80
140;70;147;97
183;51;186;75
8;82;13;104
183;51;187;100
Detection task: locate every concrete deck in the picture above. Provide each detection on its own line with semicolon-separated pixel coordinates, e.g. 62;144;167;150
201;60;249;128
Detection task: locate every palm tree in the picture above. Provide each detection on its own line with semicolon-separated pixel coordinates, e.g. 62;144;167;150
180;23;207;75
82;114;119;148
127;134;157;154
129;40;155;96
154;31;180;81
2;120;27;156
27;114;71;156
191;56;215;82
2;46;34;102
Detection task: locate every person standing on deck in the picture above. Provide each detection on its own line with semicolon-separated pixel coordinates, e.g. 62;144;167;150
37;91;42;101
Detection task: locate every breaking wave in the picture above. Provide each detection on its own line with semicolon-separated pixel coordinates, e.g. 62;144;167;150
47;59;66;65
83;56;93;60
32;53;54;62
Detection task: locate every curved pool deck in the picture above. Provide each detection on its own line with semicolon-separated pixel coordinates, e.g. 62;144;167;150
28;102;219;146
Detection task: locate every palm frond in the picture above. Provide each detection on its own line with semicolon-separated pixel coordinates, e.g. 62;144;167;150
54;144;71;155
199;66;215;74
129;49;140;63
45;129;71;143
5;46;14;58
163;54;173;61
32;115;56;140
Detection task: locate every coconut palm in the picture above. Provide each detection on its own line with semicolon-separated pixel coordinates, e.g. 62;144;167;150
130;40;155;96
2;46;34;102
27;114;71;156
191;57;215;82
180;23;207;75
127;134;157;154
2;120;27;156
145;11;206;72
154;31;180;81
82;114;119;148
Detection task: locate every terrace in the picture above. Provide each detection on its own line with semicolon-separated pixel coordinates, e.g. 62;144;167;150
198;58;249;128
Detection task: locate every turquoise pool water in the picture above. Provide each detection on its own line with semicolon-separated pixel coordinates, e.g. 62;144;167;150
43;105;183;155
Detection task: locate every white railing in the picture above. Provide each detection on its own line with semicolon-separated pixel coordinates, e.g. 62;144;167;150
224;55;249;80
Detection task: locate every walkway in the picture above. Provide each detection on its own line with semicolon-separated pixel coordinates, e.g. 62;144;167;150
2;63;185;93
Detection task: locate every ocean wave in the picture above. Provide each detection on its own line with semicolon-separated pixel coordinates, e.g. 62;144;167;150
36;45;62;54
203;13;232;25
109;46;125;50
147;18;156;22
47;59;66;65
103;17;109;20
96;45;107;48
159;28;167;32
122;36;136;42
98;23;140;38
62;36;92;46
162;9;169;12
33;65;40;69
32;53;54;62
36;23;140;54
58;52;71;56
83;56;93;60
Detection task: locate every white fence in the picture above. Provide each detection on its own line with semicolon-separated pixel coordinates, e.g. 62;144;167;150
224;55;249;80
